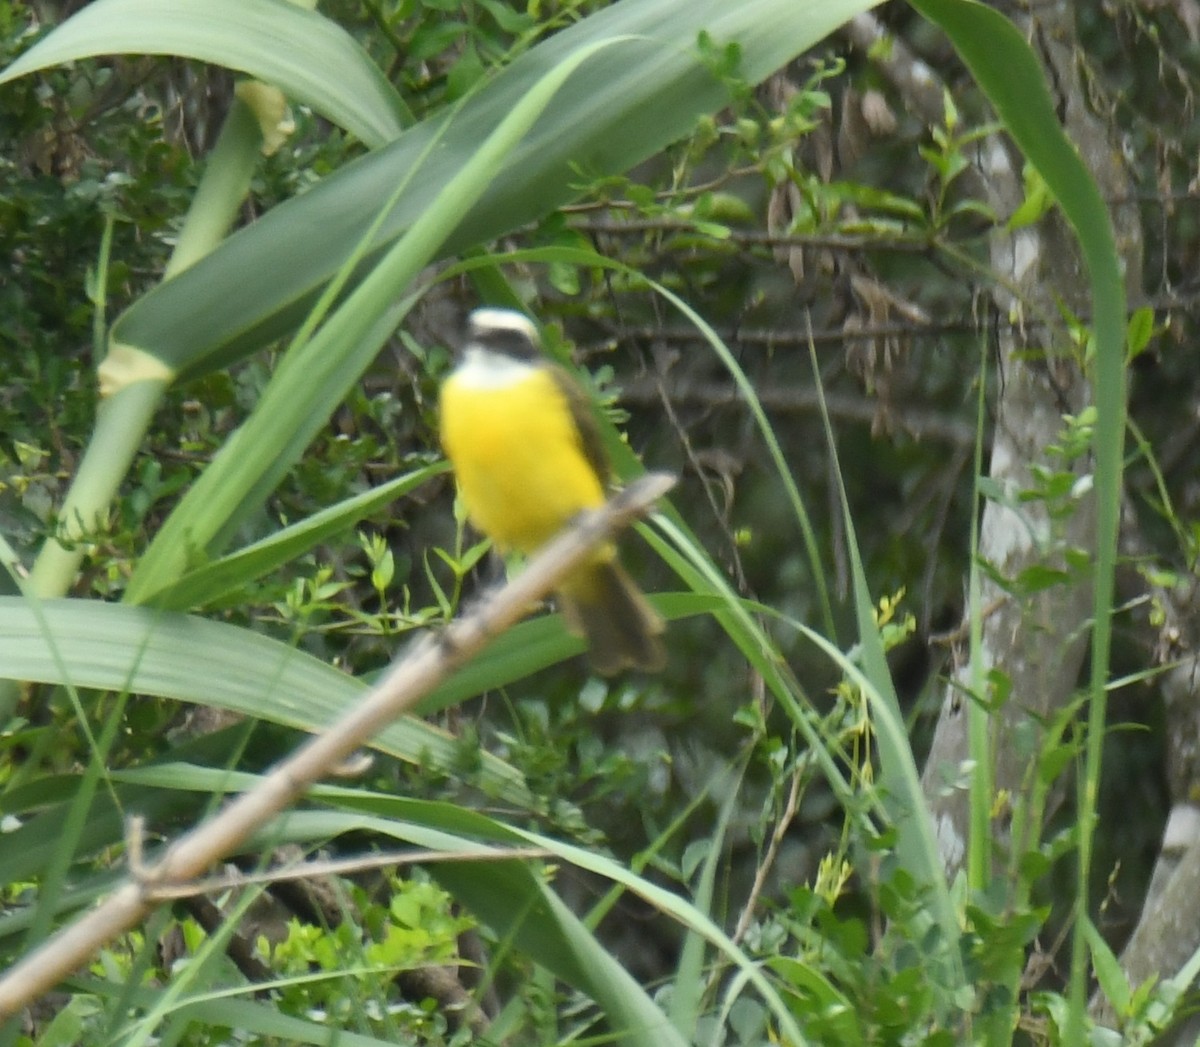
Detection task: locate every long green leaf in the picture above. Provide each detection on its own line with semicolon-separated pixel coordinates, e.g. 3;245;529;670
150;461;448;611
157;785;794;1046
413;592;718;716
0;0;408;147
0;727;282;916
907;0;1127;1030
122;38;622;604
0;597;530;806
158;997;402;1047
104;0;879;378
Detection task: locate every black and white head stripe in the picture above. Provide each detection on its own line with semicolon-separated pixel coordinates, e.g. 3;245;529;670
467;308;542;360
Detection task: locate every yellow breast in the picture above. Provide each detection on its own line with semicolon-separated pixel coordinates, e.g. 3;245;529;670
439;351;606;554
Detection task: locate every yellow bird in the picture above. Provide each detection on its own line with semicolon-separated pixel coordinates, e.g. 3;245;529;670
438;308;666;675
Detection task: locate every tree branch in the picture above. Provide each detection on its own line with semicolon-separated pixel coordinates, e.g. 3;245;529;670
0;472;675;1020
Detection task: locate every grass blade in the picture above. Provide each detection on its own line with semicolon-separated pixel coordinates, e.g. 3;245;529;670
908;0;1127;1029
0;597;531;806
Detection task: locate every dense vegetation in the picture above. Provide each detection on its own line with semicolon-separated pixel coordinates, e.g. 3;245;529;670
0;0;1197;1043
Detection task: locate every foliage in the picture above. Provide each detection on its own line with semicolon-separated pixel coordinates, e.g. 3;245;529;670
0;0;1190;1043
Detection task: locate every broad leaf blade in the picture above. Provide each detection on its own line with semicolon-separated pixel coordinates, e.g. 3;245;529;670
0;0;408;147
151;461;447;611
122;38;623;602
106;0;881;377
0;598;531;805
909;0;1126;1029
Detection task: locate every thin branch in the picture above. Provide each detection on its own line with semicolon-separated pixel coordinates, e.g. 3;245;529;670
131;839;554;902
584;319;983;351
577;218;937;253
0;472;675;1020
731;763;805;946
619;375;978;447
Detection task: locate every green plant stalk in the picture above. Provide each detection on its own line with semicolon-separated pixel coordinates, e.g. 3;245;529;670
26;377;168;602
907;1;1127;1031
806;334;965;1014
18;82;268;619
644;518;850;799
0;71;273;723
10;368;171;725
1075;276;1126;1035
0;689;131;1047
101;908;173;1042
669;767;742;1040
121;881;271;1047
1126;416;1189;553
968;343;1019;1047
967;331;992;893
89;212;115;362
165;91;265;278
651;286;836;641
582;774;716;938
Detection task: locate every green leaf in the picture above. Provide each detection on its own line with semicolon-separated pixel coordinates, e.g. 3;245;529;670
0;727;290;897
105;0;882;378
144;997;401;1047
122;36;627;604
151;461;448;610
413;592;719;716
0;597;531;806
0;0;409;147
907;0;1127;1033
1125;305;1155;363
1085;916;1130;1017
1013;564;1072;595
1006;161;1055;230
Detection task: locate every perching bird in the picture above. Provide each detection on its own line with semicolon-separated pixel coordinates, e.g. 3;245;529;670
438;308;666;675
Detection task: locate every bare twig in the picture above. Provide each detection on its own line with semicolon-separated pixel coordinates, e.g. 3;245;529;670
181;894;275;985
127;831;555;902
619;375;978;447
731;764;806;946
0;472;676;1020
578;218;936;253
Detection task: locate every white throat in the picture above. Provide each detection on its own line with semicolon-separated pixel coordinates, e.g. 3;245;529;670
453;347;537;390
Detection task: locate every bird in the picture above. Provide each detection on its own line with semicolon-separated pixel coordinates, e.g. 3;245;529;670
438;307;666;675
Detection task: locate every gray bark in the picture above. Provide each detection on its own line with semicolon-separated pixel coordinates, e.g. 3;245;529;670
855;0;1141;917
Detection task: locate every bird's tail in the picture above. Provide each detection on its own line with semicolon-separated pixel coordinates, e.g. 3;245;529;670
558;559;666;675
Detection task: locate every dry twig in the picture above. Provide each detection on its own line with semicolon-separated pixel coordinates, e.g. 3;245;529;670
0;472;675;1020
